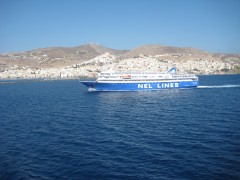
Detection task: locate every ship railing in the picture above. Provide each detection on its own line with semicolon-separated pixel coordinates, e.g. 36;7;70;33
99;71;176;76
97;78;198;82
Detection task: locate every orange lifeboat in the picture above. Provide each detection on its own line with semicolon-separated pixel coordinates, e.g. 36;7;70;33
121;75;131;79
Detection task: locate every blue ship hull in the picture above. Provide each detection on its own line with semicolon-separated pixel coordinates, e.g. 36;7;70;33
81;81;199;91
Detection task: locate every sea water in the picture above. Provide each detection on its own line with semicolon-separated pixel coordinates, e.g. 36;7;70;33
0;75;240;179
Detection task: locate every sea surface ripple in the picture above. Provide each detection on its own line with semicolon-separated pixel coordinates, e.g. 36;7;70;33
0;75;240;179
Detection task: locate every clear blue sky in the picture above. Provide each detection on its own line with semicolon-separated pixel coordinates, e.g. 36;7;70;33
1;0;240;53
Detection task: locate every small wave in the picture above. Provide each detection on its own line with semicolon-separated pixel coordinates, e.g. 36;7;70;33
197;85;240;89
0;82;16;84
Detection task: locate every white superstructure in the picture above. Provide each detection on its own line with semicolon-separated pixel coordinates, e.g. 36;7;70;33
97;69;198;82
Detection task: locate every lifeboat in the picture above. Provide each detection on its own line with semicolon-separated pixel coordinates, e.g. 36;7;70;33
121;75;131;79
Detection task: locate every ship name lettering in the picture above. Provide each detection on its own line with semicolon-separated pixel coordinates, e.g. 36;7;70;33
138;84;152;89
138;83;179;89
157;83;179;88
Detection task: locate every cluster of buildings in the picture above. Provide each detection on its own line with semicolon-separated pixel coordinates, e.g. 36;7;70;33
0;53;238;79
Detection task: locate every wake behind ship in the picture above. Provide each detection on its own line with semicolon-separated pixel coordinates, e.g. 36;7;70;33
80;68;198;91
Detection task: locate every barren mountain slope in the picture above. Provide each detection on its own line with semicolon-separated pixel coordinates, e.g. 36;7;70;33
120;44;209;59
0;44;128;68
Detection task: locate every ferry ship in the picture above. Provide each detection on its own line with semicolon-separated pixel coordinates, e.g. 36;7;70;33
80;68;198;91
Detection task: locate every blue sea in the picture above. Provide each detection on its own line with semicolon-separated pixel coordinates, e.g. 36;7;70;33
0;75;240;179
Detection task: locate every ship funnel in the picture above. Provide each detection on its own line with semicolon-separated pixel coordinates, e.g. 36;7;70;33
168;67;177;74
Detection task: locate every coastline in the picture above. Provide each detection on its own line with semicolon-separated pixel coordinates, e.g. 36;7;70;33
0;73;239;82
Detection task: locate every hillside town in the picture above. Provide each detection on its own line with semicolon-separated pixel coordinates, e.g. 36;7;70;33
0;44;239;79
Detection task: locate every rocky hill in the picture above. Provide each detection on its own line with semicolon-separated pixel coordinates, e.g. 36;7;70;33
0;44;128;69
119;44;208;59
0;44;239;79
